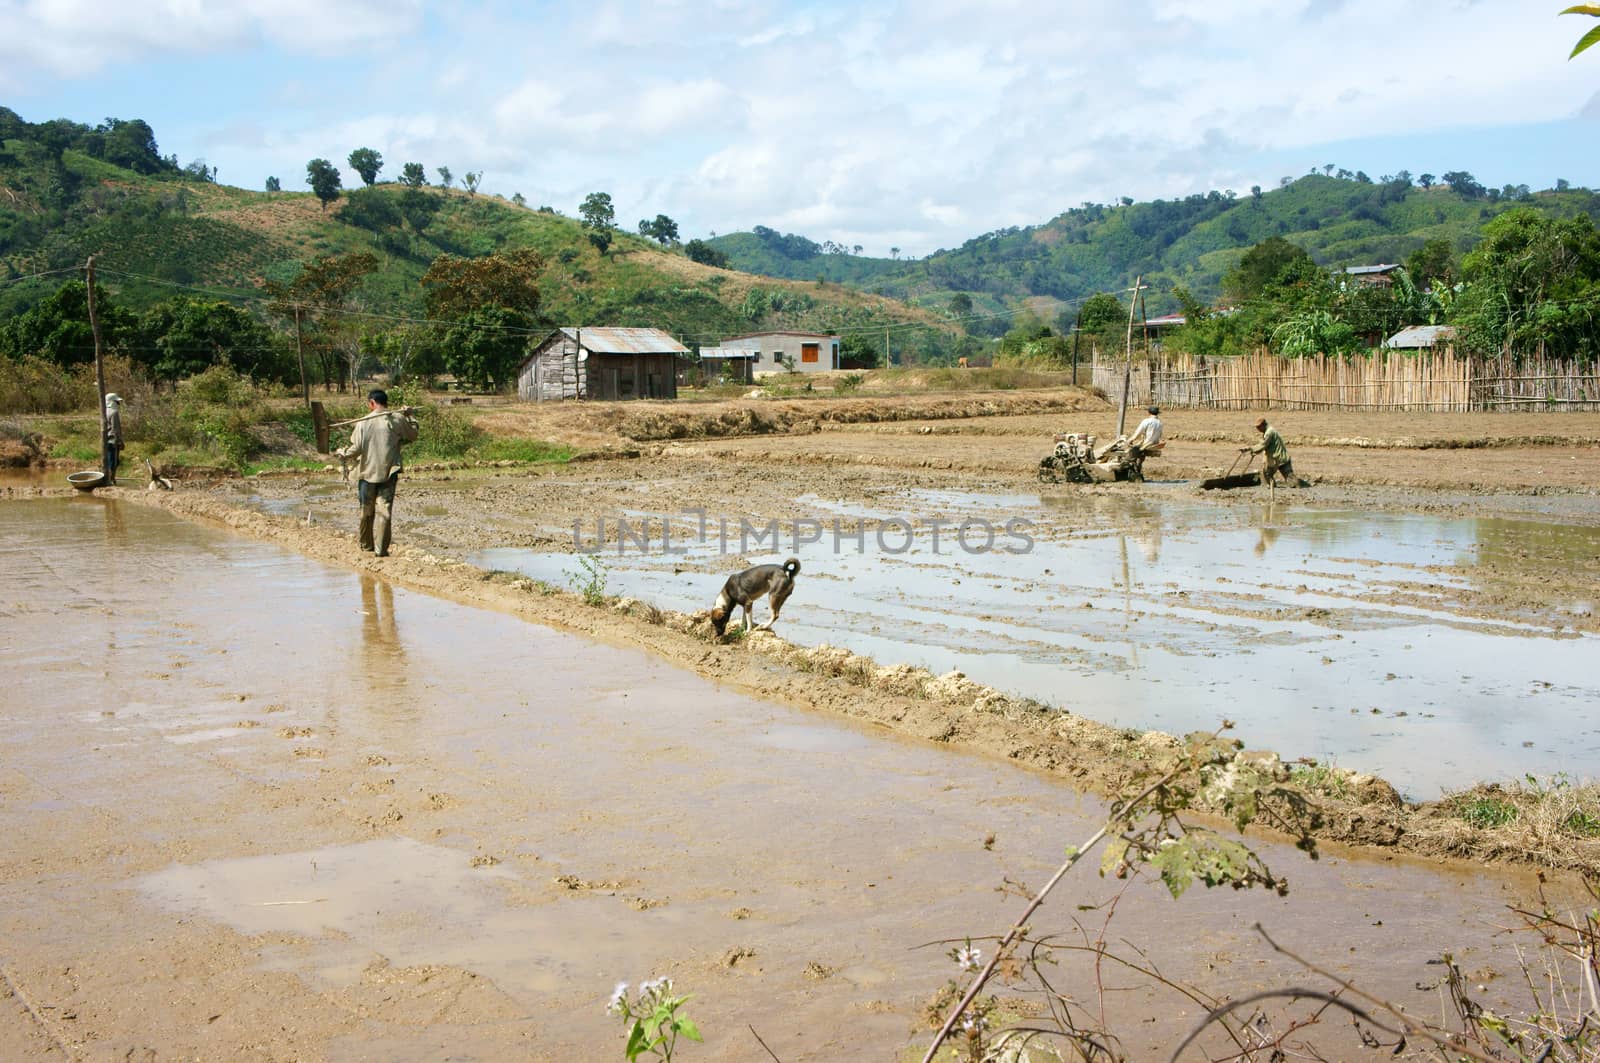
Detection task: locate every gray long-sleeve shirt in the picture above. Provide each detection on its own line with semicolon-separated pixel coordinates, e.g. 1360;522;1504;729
338;409;419;483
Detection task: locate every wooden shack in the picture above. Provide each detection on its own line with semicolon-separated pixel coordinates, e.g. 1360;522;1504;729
517;327;688;402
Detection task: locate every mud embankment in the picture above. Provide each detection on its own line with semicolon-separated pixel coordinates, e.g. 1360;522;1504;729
475;387;1110;447
90;486;1600;874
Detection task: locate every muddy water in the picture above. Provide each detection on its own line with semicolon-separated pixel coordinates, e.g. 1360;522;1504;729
0;496;1568;1060
474;486;1600;798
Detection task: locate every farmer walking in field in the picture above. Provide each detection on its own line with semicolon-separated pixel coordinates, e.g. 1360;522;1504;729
337;389;419;557
103;392;123;486
1245;417;1298;488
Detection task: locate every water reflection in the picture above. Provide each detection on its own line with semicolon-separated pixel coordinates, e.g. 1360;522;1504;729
469;493;1600;796
1254;524;1281;557
100;497;128;546
358;574;410;711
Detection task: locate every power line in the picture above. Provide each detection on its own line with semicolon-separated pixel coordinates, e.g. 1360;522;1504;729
0;266;82;289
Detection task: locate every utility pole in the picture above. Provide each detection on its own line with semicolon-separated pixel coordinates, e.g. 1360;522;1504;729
884;325;891;368
85;255;111;484
293;305;310;407
1117;276;1149;437
1070;325;1081;387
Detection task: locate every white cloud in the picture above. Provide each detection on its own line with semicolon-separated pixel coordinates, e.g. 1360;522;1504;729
0;0;419;83
6;0;1597;253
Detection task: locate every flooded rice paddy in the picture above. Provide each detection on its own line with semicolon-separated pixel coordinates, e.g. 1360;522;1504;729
473;485;1600;798
0;495;1562;1058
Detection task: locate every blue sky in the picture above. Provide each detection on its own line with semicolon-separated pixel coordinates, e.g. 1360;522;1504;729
3;0;1597;257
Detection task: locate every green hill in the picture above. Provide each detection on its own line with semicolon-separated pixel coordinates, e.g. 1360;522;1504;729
710;175;1600;318
0;108;942;355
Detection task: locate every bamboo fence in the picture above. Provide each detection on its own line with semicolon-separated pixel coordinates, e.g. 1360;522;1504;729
1091;349;1600;412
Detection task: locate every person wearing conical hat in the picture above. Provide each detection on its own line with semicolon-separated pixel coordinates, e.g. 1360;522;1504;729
103;393;124;486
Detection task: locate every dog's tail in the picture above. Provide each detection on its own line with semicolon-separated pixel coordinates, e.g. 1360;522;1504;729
783;557;800;576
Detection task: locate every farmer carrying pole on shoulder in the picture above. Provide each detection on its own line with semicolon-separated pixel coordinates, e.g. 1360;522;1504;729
336;389;419;557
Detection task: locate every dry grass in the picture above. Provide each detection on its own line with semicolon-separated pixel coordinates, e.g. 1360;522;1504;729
1439;777;1600;868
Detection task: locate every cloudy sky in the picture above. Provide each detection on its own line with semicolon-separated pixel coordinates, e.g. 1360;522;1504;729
4;0;1597;256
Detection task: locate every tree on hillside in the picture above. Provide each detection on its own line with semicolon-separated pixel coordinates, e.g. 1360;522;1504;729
1441;170;1485;198
947;293;973;318
684;239;728;269
580;192;615;230
265;176;281;192
1417;173;1435;189
580;192;615;255
437;165;453;189
462;170;482;197
890;246;900;260
511;192;526;208
93;117;165;174
347;147;383;187
400;162;427;188
397;187;441;234
639;214;679;245
1224;236;1313;302
305;158;342;211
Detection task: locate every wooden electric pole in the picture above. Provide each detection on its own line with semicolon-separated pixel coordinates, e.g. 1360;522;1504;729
293;305;310;407
85;255;111;483
1117;276;1148;437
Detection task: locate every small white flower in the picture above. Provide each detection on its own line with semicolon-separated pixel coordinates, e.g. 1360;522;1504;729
605;981;628;1014
956;946;982;971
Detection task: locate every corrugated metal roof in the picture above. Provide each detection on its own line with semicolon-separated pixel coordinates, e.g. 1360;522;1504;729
698;347;758;360
1144;313;1186;328
558;327;689;355
1344;263;1400;275
720;330;839;342
1386;324;1456;348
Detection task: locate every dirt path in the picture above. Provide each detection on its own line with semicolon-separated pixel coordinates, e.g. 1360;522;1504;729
0;497;1574;1061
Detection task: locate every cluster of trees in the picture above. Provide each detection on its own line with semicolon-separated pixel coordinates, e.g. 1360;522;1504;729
0;109;177;177
0;244;557;395
0;280;283;382
283;149;485;213
1159;211;1600;362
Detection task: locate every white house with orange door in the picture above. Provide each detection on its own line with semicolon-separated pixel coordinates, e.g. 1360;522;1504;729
719;331;841;376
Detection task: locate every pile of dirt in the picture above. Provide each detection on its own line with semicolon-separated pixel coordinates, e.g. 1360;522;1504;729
0;428;44;468
473;388;1110;449
616;390;1108;442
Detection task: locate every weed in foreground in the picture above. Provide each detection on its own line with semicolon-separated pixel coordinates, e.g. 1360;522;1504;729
605;977;701;1061
565;554;608;606
920;724;1321;1062
1452;794;1520;830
